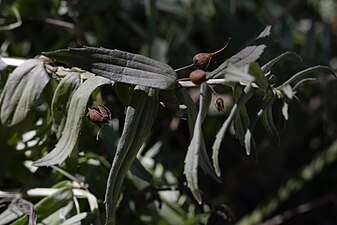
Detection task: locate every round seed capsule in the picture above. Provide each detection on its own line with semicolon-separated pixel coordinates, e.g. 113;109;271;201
189;69;207;85
87;105;111;124
193;52;214;70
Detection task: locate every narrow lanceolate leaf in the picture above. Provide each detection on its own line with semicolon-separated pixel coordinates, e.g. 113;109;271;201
261;97;280;144
233;85;253;146
175;86;220;183
244;130;253;155
175;87;198;138
0;183;73;224
114;82;132;107
44;47;177;90
184;83;221;204
0;58;7;71
40;201;74;225
279;84;294;99
51;72;81;139
280;65;336;87
261;51;302;73
282;102;289;120
208;25;271;79
212;84;254;176
34;185;74;221
249;62;268;90
228;25;271;67
0;59;50;126
33;76;111;167
224;64;255;84
130;157;153;183
105;87;158;224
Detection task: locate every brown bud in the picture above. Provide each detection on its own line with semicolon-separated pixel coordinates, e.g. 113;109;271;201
189;69;207;85
87;105;111;124
193;52;214;70
215;97;225;112
193;38;231;70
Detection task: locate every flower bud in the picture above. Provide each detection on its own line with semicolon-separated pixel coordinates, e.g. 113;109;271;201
189;69;207;85
87;105;111;124
215;97;225;112
192;52;214;70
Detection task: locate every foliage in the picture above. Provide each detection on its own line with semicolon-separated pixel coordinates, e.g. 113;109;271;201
1;0;337;225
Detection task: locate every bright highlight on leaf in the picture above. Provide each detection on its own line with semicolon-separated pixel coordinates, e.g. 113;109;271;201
0;59;50;127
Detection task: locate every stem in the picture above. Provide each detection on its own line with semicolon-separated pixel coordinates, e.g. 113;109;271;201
213;37;231;55
175;63;195;72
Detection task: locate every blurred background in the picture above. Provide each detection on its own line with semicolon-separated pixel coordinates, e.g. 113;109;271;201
1;0;337;224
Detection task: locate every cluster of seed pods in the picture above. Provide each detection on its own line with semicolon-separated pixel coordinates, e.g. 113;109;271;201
177;39;230;112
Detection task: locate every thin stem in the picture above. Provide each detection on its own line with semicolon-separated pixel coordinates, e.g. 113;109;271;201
208;84;219;97
174;63;194;72
213;37;231;55
96;124;108;140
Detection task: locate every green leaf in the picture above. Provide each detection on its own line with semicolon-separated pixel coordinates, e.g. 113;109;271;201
184;83;220;204
40;201;74;225
9;217;28;225
114;82;132;107
208;25;271;80
175;87;198;138
33;76;111;167
51;72;81;139
279;84;294;99
280;65;336;87
130;158;154;183
261;51;302;73
105;86;159;224
282;101;289;120
0;183;73;225
225;64;255;84
44;47;177;90
261;97;280;144
249;62;268;90
212;84;253;176
59;213;98;225
0;58;7;71
0;200;25;225
228;25;271;67
175;86;220;183
0;59;50;126
34;185;73;220
233;85;252;146
244;129;253;155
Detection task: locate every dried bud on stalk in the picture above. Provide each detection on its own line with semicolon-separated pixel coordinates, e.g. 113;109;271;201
192;38;231;70
215;97;225;112
193;52;214;70
87;105;111;124
189;69;207;85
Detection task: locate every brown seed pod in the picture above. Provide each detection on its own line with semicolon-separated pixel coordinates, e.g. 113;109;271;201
215;97;225;112
189;69;207;85
193;52;214;70
87;105;111;124
192;37;231;70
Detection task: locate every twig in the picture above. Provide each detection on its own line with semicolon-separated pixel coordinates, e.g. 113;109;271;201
65;0;88;45
260;195;337;225
24;16;75;30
